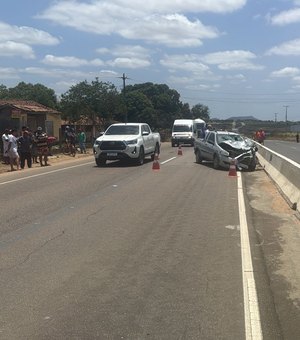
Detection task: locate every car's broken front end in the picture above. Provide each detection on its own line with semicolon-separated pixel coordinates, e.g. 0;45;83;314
218;140;257;171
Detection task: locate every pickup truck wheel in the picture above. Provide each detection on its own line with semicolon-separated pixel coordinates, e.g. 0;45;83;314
195;150;203;164
136;147;145;165
213;154;220;169
96;158;106;167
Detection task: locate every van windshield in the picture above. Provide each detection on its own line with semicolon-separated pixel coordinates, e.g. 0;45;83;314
173;125;192;132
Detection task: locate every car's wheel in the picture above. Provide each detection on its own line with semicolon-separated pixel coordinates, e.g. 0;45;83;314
195;150;203;164
136;147;145;165
248;158;256;172
213;154;220;169
171;142;175;147
96;157;106;167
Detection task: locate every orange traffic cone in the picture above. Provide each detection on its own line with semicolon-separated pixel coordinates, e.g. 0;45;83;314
152;153;160;171
178;145;183;156
228;158;237;177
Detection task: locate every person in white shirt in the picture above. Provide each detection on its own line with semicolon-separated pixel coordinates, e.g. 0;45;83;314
1;128;10;164
6;129;20;171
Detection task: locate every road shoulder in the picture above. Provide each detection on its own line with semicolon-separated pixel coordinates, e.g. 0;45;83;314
243;168;300;339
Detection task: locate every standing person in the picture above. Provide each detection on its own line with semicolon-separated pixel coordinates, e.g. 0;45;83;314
78;128;86;153
2;128;10;164
31;135;39;164
256;129;266;144
65;126;76;156
18;130;33;169
296;132;299;143
6;129;20;171
34;127;49;166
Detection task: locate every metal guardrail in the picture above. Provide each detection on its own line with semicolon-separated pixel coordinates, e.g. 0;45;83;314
256;143;300;215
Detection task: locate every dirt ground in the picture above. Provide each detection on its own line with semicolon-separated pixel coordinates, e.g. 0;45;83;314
0;148;94;174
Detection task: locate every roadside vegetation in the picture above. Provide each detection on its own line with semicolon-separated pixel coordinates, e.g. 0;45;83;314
0;80;299;142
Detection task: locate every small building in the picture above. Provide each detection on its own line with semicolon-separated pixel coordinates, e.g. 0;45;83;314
0;100;61;138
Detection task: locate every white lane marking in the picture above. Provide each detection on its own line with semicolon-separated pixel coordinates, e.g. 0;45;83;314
237;172;263;340
0;161;94;186
161;157;177;165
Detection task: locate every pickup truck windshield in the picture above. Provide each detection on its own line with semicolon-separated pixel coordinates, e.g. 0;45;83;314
173;125;192;132
106;125;139;135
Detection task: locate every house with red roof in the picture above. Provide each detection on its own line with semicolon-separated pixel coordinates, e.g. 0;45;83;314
0;100;61;139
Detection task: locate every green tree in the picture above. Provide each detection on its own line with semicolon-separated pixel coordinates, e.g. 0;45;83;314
125;91;153;122
0;84;9;98
191;104;210;121
180;103;192;119
60;78;121;136
125;83;183;129
5;82;58;108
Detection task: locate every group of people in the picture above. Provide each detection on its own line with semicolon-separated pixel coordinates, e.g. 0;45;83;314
2;126;87;172
2;126;51;171
64;126;87;155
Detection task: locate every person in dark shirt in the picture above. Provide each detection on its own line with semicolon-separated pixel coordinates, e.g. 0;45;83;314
34;127;49;166
18;130;33;169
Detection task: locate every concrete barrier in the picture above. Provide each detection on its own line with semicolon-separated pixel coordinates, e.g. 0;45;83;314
256;143;300;215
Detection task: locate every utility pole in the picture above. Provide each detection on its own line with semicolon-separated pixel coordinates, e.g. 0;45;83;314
283;105;289;131
118;73;129;123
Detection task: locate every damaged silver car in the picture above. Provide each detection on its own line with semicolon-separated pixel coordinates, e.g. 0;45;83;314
194;130;257;171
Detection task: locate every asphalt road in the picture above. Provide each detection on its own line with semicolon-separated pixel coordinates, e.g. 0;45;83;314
0;144;298;339
264;140;300;164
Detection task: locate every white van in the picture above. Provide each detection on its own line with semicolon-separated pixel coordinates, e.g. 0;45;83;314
171;119;197;147
194;118;206;138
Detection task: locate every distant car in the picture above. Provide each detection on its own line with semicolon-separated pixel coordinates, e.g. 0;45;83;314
194;130;257;171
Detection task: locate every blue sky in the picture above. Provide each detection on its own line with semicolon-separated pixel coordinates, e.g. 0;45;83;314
1;0;300;121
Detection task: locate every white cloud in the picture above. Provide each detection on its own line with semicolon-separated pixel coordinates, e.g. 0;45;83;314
90;59;105;66
0;21;59;45
41;55;105;67
160;51;263;81
119;14;219;47
97;45;150;58
0;41;35;59
160;54;211;75
37;1;226;47
270;8;300;26
0;67;20;79
266;38;300;56
99;70;119;77
200;50;264;70
270;67;300;78
226;74;246;82
96;45;152;69
293;76;300;82
22;67;89;79
107;57;151;69
116;0;246;13
42;55;89;67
